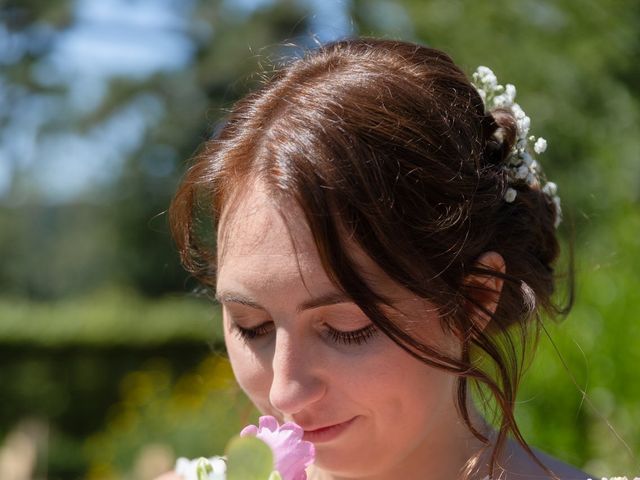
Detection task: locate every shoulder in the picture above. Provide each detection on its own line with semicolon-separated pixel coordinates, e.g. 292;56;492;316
530;447;593;480
497;439;594;480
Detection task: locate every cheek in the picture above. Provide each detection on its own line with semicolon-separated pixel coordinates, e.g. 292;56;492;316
366;347;456;422
224;330;275;414
369;360;458;466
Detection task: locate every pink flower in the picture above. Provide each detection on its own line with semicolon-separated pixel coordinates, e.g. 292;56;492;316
240;416;315;480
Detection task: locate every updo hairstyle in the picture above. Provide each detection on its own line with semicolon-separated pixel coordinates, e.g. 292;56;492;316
170;38;565;479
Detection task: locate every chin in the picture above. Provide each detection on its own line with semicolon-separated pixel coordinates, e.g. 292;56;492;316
312;445;388;479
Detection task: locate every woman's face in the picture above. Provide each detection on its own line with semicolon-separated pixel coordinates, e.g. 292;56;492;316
216;186;472;478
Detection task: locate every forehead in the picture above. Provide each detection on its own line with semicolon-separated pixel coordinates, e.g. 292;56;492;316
215;184;334;296
215;184;414;304
217;185;315;260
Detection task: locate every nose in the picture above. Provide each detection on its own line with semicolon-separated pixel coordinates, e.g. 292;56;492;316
268;328;326;416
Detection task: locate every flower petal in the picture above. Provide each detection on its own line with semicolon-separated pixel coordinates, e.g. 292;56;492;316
240;424;259;437
240;416;315;480
259;416;280;432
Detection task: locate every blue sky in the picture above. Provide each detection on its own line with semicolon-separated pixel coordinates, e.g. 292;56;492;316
0;0;354;204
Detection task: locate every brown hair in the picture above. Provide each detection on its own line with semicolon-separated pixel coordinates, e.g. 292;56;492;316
170;38;566;479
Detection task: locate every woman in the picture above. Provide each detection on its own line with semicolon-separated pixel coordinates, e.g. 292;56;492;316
164;38;591;479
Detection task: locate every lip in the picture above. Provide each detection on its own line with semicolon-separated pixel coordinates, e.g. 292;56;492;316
302;416;358;443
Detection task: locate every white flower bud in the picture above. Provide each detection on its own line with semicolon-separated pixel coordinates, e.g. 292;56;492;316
552;196;562;228
504;188;517;203
505;84;516;104
534;137;547;154
516;116;531;137
475;66;498;89
512;103;526;119
542;181;557;196
493;94;507;107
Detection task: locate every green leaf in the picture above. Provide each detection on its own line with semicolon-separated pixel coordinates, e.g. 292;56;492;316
225;435;274;480
268;471;283;480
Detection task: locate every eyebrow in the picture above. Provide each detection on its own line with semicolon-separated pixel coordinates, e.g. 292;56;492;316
215;290;353;314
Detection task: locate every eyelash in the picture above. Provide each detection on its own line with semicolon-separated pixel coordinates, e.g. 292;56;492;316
232;322;379;346
233;322;274;340
326;324;379;345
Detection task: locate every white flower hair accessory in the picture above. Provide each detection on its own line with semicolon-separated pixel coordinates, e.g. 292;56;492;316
472;66;562;228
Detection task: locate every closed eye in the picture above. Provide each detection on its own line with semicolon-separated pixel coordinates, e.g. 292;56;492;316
325;324;379;346
231;321;274;341
230;320;379;346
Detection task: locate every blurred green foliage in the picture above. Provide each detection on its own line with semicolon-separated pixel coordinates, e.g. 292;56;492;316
83;355;254;480
0;288;221;346
516;204;640;473
1;0;639;478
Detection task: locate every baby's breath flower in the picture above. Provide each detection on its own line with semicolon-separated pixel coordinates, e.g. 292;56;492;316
534;137;547;154
471;66;562;227
473;66;498;89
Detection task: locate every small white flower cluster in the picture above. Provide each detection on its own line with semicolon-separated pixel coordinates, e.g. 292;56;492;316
472;66;562;228
175;456;227;480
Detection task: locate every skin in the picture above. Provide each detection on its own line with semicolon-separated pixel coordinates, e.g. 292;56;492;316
157;182;592;480
215;185;488;480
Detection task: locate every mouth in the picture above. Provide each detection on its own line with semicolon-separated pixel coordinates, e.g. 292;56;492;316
302;416;358;443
